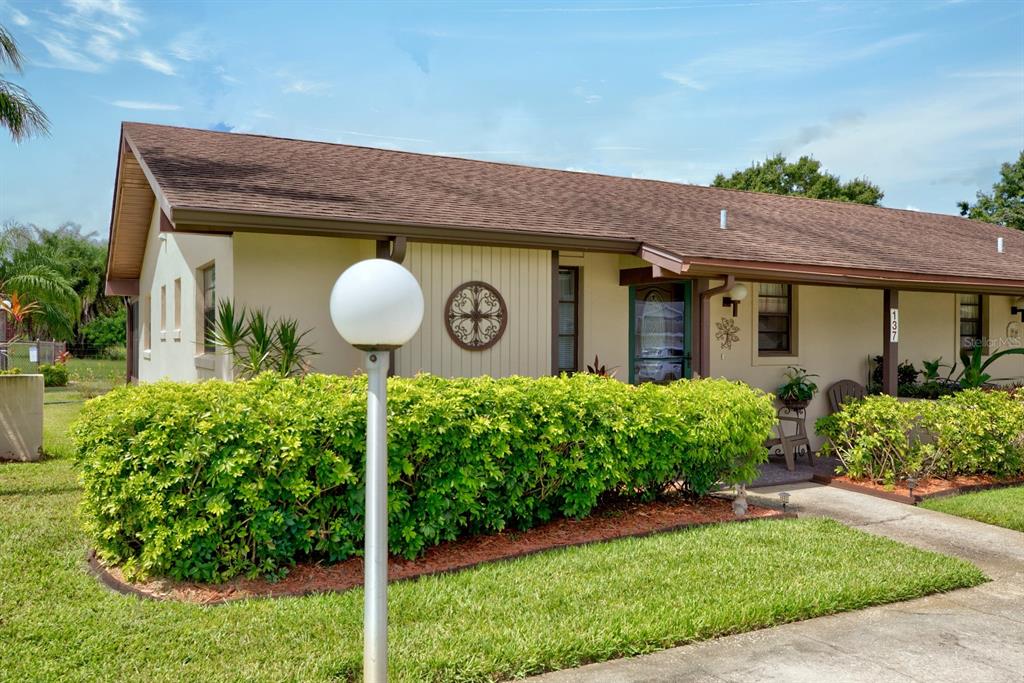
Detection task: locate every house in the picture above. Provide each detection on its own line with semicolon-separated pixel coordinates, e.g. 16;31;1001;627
105;122;1024;445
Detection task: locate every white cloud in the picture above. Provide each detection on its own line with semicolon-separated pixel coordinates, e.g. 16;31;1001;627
662;72;706;90
10;7;29;26
666;32;923;89
63;0;141;35
905;205;921;212
785;78;1023;207
169;30;213;62
283;80;332;94
36;31;102;72
110;100;182;111
132;49;176;75
86;34;118;62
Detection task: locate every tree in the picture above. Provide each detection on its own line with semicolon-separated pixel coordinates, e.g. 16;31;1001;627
712;153;884;205
957;151;1024;231
1;24;49;142
0;224;79;340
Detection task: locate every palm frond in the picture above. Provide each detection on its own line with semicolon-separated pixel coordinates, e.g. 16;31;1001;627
0;79;50;142
0;26;24;72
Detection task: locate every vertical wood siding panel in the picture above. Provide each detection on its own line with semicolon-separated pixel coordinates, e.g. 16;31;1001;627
400;243;550;378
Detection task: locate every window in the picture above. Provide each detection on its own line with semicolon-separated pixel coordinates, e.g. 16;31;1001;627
160;285;167;334
201;265;216;354
173;278;182;332
143;294;151;351
758;283;793;355
556;267;579;373
959;294;984;352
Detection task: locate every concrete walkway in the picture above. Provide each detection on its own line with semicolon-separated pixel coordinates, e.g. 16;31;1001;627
531;483;1024;682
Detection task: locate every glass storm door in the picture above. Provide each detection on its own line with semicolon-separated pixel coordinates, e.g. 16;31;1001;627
629;282;692;384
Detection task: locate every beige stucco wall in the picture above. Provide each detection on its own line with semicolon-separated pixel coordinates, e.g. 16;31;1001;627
231;233;376;375
0;374;43;461
137;205;234;382
559;251;630;376
708;284;1024;446
396;242;552;377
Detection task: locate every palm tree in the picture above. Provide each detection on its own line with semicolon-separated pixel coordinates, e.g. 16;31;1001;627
1;24;49;142
0;226;78;340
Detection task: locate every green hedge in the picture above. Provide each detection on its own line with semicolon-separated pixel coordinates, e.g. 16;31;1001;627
72;373;774;582
816;389;1024;485
40;363;68;387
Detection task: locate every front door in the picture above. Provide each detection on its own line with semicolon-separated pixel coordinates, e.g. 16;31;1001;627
629;282;692;383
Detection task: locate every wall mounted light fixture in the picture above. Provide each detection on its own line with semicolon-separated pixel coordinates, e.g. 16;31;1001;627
722;283;748;317
1012;297;1024;322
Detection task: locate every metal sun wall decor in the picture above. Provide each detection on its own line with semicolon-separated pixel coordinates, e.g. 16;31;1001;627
715;316;741;351
444;281;508;351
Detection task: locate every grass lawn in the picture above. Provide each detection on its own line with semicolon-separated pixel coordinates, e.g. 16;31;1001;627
921;487;1024;532
0;402;987;682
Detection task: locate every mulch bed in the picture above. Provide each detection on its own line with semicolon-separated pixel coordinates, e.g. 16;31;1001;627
88;495;788;604
813;473;1024;504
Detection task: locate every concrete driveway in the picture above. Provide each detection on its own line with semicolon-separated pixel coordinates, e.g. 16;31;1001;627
530;483;1024;683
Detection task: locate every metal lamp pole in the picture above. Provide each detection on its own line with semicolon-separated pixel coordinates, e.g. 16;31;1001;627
363;349;390;682
329;258;424;683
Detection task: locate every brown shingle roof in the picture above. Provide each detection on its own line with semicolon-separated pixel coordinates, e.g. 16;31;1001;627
120;122;1024;285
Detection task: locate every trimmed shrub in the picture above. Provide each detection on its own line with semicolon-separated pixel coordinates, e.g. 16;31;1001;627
71;373;775;582
39;363;68;387
816;390;1024;485
79;308;127;354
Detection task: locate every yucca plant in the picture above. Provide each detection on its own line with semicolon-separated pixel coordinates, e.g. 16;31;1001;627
274;317;318;377
207;300;249;358
208;299;317;379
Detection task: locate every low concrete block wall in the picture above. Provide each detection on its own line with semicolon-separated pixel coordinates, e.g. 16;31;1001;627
0;374;44;462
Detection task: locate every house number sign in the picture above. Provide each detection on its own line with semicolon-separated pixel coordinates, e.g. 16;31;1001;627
444;281;508;351
889;308;899;343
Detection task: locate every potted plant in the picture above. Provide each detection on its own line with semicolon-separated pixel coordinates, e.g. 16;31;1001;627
776;366;818;411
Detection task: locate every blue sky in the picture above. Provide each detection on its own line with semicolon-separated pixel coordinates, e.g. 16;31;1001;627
1;0;1022;237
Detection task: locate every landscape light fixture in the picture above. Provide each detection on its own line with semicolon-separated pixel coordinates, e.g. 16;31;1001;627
329;258;424;683
906;476;918;502
722;283;748;317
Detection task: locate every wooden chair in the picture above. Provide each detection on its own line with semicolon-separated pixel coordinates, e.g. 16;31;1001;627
774;413;812;471
827;379;867;414
764;407;813;471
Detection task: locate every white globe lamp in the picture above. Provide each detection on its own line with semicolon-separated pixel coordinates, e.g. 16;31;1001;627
329;258;423;683
724;282;748;317
330;258;424;350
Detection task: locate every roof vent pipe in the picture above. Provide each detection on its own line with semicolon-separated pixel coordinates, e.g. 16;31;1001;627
998;237;1005;254
720;209;727;229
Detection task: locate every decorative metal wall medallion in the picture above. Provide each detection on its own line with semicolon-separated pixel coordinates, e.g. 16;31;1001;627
715;316;740;351
445;281;508;351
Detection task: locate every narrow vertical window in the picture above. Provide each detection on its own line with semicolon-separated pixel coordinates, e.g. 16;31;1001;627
557;267;579;373
160;285;167;334
143;294;152;351
959;294;983;351
173;278;182;332
201;265;216;354
758;283;793;355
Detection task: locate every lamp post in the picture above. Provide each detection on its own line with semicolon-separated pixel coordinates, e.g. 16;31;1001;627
329;259;424;683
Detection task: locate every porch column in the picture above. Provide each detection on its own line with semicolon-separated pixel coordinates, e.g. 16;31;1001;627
882;289;899;396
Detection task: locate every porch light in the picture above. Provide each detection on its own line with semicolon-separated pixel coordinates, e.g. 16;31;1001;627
329;258;424;683
722;283;748;317
1012;297;1024;321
